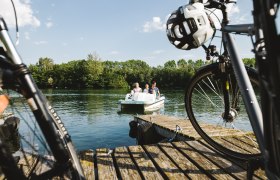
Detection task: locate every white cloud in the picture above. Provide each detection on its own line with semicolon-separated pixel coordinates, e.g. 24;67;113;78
110;51;120;55
34;41;47;45
146;56;155;59
0;0;40;28
177;54;195;60
22;0;31;3
230;13;250;24
152;50;164;55
207;5;248;27
24;32;30;40
143;17;165;33
225;4;249;24
46;21;53;28
228;5;240;16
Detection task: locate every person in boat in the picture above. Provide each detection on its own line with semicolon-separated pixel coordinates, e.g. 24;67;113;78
131;82;142;94
149;81;160;98
143;82;149;93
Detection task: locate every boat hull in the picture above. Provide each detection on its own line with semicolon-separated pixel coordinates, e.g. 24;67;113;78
118;94;165;114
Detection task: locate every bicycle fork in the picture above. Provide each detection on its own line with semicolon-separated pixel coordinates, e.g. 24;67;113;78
219;56;234;123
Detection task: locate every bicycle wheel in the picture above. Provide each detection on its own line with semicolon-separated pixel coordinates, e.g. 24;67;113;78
185;63;261;160
0;87;85;179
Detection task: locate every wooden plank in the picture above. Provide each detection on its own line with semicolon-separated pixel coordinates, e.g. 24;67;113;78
136;115;251;139
158;142;209;179
153;126;197;141
186;140;247;179
234;136;259;149
96;148;118;180
200;126;249;137
173;141;235;179
114;146;142;180
128;145;164;179
212;137;252;154
143;144;187;179
136;115;201;139
199;139;266;179
80;149;95;180
137;115;182;122
221;137;260;154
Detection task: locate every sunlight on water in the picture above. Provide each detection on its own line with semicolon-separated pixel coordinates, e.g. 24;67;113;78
42;89;187;151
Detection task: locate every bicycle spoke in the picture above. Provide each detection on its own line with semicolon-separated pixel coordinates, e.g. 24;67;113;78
186;63;261;159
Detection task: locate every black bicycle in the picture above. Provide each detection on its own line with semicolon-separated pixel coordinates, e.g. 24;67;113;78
185;58;261;160
0;2;85;179
167;0;280;177
166;0;262;160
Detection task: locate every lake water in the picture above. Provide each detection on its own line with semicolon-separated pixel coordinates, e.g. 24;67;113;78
43;89;187;151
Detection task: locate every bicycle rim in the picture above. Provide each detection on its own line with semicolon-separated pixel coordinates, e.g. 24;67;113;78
0;89;83;179
185;63;261;160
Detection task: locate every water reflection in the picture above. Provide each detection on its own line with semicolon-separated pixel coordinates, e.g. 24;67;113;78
42;89;187;151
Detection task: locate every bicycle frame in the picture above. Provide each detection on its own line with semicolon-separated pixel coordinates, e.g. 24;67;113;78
252;0;280;178
0;16;84;178
221;23;265;154
207;0;280;177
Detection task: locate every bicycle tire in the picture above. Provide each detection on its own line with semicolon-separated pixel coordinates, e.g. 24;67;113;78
0;59;85;179
185;63;262;160
0;91;85;179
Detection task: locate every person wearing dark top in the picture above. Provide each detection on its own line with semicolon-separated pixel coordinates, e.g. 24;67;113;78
149;81;160;98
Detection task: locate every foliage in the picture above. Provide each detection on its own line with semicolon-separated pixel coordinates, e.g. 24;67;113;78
28;55;256;89
242;58;256;68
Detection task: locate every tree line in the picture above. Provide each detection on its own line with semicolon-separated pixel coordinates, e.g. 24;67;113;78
28;55;256;89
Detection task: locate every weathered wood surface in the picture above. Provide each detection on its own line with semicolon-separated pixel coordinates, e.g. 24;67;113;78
114;146;142;179
78;115;266;179
81;140;266;179
129;145;163;179
80;149;95;180
135;115;260;155
135;115;254;140
96;148;118;179
135;115;200;140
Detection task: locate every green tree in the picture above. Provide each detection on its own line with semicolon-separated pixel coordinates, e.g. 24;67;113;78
177;59;188;69
122;60;152;86
164;60;177;68
37;57;54;71
86;59;104;87
28;57;227;89
87;51;102;61
243;58;256;67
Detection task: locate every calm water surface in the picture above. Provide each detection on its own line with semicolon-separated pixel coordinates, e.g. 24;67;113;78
43;89;186;151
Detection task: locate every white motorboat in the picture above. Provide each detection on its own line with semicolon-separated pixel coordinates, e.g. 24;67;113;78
118;92;165;113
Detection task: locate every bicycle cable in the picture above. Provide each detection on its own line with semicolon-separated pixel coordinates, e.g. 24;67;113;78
10;0;19;45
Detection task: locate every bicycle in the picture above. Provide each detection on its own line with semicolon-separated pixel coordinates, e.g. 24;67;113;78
167;0;279;173
0;1;85;179
167;0;264;160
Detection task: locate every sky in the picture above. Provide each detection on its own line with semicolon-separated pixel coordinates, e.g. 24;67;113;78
0;0;259;67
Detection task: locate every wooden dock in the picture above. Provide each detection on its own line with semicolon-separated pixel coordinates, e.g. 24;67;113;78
80;140;266;179
134;115;260;155
80;115;266;179
134;114;257;140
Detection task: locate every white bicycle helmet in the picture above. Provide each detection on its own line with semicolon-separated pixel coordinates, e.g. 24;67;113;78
166;2;214;50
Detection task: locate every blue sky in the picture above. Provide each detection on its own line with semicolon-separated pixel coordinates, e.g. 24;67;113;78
1;0;256;67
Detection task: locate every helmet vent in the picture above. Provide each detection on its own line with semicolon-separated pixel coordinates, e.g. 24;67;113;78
197;16;206;26
187;18;198;32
